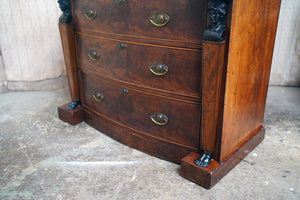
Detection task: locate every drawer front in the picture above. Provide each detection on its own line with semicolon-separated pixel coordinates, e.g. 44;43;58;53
72;0;206;41
80;73;200;148
76;34;202;97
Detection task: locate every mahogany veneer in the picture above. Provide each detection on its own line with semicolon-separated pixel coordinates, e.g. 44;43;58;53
76;33;203;97
72;0;206;41
57;0;281;188
58;103;83;125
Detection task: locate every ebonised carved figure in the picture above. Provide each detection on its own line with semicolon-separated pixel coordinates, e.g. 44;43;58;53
65;100;80;110
194;151;212;168
194;0;227;168
58;0;72;24
58;0;80;110
203;0;227;42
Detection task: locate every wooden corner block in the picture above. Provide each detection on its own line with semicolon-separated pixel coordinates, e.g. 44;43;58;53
181;128;265;189
58;103;83;125
180;152;220;189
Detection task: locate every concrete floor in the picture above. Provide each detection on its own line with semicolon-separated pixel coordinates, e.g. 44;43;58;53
0;87;299;200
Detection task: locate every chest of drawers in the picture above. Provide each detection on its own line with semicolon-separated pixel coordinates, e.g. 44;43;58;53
57;0;281;188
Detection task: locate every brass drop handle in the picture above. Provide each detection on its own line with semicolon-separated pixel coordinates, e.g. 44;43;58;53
151;113;168;126
85;9;97;20
150;63;168;76
150;12;170;27
93;92;104;102
88;50;100;61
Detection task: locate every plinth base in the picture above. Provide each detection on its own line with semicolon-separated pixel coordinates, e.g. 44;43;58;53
58;103;83;125
180;128;265;189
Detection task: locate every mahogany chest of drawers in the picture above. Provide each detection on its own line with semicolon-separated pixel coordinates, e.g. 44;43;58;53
57;0;281;188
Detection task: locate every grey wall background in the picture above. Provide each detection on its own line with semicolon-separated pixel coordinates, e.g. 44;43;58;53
270;0;300;86
0;0;299;93
0;1;67;92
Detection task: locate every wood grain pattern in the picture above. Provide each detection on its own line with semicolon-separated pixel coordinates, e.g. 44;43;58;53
57;0;282;189
200;41;226;153
76;33;202;98
59;23;79;101
221;0;281;160
83;107;195;164
80;72;201;148
75;27;204;50
181;127;265;189
72;0;206;42
58;103;83;125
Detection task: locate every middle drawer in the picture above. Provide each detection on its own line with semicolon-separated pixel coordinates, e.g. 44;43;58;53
76;33;202;98
80;73;201;148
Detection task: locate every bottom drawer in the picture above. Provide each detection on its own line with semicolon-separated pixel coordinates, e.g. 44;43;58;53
80;73;201;148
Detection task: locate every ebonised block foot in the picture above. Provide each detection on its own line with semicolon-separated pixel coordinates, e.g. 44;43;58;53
66;100;80;110
194;151;212;168
58;102;83;125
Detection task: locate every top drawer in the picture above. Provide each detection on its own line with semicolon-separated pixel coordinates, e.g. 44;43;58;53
72;0;206;42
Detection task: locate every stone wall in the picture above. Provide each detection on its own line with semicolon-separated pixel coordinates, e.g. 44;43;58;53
270;0;300;86
0;0;67;92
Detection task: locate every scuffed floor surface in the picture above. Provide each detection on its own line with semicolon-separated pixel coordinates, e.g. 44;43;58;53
0;87;299;200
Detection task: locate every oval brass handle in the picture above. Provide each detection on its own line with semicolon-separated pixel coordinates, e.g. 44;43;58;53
88;50;100;61
151;113;168;126
93;92;104;102
150;12;170;27
150;63;168;76
85;9;97;20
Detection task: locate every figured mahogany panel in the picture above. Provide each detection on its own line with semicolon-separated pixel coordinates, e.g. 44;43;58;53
59;23;79;102
80;73;201;148
72;0;206;42
76;33;202;98
83;108;195;164
75;28;204;50
201;41;225;153
220;0;281;160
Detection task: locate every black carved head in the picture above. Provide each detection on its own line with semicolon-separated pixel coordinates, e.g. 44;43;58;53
208;1;226;24
58;0;72;23
58;0;70;12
